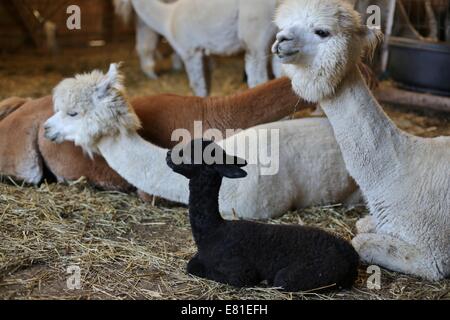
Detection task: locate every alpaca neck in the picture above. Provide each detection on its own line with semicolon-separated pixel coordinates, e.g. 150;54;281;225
97;131;189;203
205;78;310;132
188;174;224;247
131;0;173;37
320;68;406;192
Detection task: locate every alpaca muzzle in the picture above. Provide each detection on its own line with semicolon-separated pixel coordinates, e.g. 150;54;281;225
43;123;61;142
272;33;300;63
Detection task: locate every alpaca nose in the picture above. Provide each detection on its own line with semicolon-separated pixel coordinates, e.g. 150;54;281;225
43;127;51;138
276;33;294;44
272;31;295;55
43;123;56;140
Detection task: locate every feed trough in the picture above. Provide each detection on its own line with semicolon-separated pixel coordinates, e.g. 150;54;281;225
388;37;450;97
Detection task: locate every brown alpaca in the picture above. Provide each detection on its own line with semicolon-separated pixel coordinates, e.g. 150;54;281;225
0;77;310;193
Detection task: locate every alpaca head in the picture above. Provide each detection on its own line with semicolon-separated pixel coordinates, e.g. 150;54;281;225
44;63;141;157
272;0;382;102
167;140;248;180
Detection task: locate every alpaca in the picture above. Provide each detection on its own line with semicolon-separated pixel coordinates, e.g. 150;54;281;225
273;0;450;280
0;77;311;191
123;0;279;96
167;139;359;291
113;0;181;79
43;64;362;219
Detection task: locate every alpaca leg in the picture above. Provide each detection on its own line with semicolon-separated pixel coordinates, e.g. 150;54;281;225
244;51;269;88
355;215;376;234
187;254;207;278
137;189;157;204
273;266;304;291
343;188;365;208
207;260;260;287
352;233;443;280
171;53;184;71
271;55;284;78
273;264;340;292
184;52;208;97
238;1;274;86
136;17;159;79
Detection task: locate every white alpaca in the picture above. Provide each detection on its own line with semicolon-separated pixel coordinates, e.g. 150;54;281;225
43;64;362;220
113;0;182;79
119;0;279;96
273;0;449;280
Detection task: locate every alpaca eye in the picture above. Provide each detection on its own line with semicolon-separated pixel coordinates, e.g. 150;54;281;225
315;29;330;38
68;112;78;117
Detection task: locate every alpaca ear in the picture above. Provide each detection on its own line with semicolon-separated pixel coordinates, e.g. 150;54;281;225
360;26;383;59
215;153;247;178
214;165;248;179
96;63;124;98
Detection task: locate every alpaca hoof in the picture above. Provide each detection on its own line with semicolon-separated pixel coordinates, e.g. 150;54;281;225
171;54;184;71
356;216;376;234
143;70;158;80
141;62;158;80
351;234;379;265
194;89;208;97
137;190;155;203
351;234;368;255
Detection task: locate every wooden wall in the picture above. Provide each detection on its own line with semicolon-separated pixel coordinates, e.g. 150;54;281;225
0;0;135;51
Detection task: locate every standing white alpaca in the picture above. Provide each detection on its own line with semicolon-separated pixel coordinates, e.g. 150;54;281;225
43;64;363;220
113;0;182;79
273;0;450;280
121;0;278;96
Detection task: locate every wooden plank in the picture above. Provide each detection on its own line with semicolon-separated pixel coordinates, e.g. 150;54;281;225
374;82;450;113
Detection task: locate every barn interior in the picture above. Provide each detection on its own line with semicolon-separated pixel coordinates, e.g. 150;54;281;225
0;0;449;300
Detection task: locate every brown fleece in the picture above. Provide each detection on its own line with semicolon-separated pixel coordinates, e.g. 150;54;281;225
134;77;307;147
0;97;47;183
0;97;30;121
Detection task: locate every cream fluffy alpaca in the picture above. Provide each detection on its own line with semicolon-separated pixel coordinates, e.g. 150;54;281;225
44;64;362;220
273;0;449;280
120;0;279;96
47;68;140;158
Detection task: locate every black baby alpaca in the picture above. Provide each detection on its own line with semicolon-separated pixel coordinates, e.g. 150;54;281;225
167;140;359;292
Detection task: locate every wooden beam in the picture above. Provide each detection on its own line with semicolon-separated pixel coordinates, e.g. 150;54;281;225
381;0;397;73
374;82;450;113
103;0;115;43
7;0;42;48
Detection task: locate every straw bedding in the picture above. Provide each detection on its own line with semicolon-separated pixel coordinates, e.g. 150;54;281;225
0;43;448;300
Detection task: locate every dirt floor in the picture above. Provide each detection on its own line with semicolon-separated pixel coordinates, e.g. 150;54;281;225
0;42;449;300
